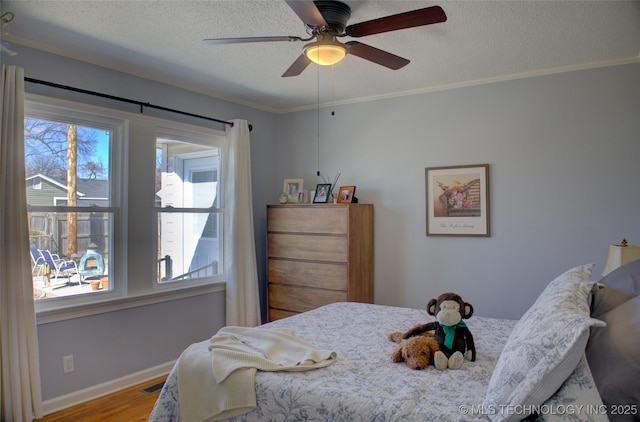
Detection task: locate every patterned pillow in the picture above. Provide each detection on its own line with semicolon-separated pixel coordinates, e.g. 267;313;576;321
483;264;605;422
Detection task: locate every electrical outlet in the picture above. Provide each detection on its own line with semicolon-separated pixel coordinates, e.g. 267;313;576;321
63;355;74;374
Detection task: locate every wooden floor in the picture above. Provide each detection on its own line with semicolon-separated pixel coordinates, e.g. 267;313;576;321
35;376;166;422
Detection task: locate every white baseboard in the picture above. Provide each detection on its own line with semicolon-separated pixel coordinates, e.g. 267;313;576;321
42;360;175;416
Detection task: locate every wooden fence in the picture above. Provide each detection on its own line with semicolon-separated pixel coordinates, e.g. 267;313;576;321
29;212;109;258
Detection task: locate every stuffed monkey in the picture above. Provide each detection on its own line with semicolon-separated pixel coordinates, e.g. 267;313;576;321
402;292;476;370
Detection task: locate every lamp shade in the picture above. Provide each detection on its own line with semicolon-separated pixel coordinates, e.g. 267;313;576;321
304;41;347;66
602;244;640;275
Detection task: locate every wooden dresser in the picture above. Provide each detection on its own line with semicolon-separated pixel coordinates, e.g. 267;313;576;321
266;204;374;321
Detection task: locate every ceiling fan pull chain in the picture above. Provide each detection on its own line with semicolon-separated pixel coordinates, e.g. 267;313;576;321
317;63;321;177
331;65;336;116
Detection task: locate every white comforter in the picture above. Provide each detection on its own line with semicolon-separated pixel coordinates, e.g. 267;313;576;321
150;302;604;422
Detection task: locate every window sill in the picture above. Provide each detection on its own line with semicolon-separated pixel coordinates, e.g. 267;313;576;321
36;282;226;325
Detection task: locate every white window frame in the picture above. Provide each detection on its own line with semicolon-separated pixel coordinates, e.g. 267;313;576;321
27;94;226;324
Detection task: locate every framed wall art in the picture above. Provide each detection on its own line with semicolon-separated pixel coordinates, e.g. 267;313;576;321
425;164;490;236
313;183;331;203
337;186;356;203
283;178;303;203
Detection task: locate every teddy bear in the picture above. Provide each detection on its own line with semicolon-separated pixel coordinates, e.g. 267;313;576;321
388;326;440;370
401;292;476;370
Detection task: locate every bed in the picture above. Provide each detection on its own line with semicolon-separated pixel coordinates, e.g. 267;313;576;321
149;262;640;422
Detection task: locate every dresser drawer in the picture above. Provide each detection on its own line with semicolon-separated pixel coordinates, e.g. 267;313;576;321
268;233;348;262
268;259;347;290
267;308;297;322
267;205;348;234
268;284;347;314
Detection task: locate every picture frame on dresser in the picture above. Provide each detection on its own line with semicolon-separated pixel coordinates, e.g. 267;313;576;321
337;186;356;203
283;178;303;203
425;164;490;237
313;184;331;203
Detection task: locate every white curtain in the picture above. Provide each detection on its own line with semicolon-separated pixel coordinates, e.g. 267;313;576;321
0;65;43;421
223;119;261;327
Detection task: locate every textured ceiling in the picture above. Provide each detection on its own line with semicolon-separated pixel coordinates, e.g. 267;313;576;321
2;1;639;113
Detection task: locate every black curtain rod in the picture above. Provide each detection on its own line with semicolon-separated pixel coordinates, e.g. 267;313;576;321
24;77;252;131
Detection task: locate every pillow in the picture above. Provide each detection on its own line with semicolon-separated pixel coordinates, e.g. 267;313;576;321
586;294;640;420
591;259;640;318
541;354;608;422
483;264;605;422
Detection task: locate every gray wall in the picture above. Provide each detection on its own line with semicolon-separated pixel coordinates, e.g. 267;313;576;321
6;43;640;402
276;63;640;319
37;293;225;399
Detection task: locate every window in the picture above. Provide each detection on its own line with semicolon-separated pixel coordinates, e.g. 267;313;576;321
25;101;121;307
26;96;227;317
155;131;224;283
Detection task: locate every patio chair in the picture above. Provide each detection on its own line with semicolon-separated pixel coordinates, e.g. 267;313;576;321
40;249;80;284
30;243;46;277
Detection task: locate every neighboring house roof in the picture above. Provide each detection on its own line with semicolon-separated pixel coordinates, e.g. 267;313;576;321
26;173;109;206
76;178;109;198
26;173;80;194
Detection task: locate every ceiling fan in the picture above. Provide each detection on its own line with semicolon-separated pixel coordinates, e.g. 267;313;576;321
203;0;446;77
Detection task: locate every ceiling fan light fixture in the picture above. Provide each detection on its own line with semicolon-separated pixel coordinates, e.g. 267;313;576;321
304;41;347;66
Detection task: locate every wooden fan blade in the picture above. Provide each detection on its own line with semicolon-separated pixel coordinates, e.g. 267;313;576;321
345;5;446;37
285;0;327;27
203;36;302;45
345;41;409;70
282;54;313;77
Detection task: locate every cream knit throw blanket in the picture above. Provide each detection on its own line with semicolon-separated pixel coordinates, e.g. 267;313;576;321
178;326;337;422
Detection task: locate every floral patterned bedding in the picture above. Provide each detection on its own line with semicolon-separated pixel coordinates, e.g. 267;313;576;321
149;302;605;422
